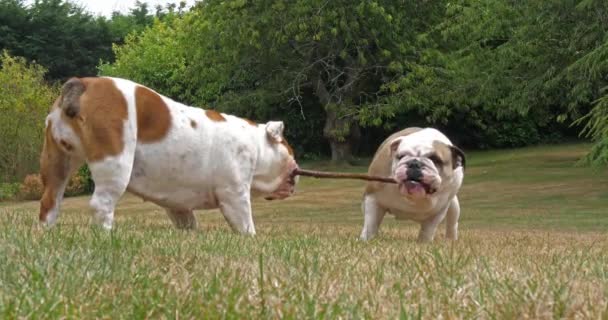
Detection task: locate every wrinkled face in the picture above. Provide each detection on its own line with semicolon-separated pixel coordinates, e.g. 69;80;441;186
258;121;299;200
390;138;465;200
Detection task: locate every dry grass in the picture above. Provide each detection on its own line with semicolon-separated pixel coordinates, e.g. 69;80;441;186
0;143;607;319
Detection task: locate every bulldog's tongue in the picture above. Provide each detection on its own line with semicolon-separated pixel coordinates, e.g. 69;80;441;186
400;180;426;196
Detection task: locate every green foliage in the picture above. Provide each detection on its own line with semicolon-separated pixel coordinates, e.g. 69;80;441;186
76;165;94;194
0;0;178;82
378;0;608;152
577;91;608;166
99;16;194;103
104;0;447;160
0;182;20;201
0;51;58;183
0;0;114;81
106;0;188;45
571;40;608;165
98;0;608;162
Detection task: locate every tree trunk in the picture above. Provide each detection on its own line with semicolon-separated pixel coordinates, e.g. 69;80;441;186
312;71;360;163
329;140;352;162
323;108;360;163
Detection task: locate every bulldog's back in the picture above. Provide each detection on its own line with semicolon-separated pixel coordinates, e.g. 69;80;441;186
40;76;297;232
126;96;263;210
45;76;288;211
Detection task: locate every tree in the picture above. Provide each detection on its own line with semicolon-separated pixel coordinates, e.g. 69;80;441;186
0;0;173;82
182;0;444;162
101;0;608;160
383;0;608;150
99;16;193;103
0;0;116;81
106;1;155;45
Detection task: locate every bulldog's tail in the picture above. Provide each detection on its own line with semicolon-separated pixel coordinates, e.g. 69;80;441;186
60;77;85;118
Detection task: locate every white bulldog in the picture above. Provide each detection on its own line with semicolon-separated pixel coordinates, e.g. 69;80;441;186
360;127;465;242
39;76;298;234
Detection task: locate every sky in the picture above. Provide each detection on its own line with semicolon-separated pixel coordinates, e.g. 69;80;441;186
71;0;198;17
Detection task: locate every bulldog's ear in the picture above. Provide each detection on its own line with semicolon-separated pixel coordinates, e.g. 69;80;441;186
265;121;285;143
389;137;403;155
450;145;466;170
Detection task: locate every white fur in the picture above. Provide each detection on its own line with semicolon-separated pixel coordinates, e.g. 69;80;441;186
44;77;295;233
360;128;464;242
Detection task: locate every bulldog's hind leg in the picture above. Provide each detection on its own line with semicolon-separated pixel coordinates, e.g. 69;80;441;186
88;156;133;230
165;208;197;230
360;194;386;240
445;197;460;240
217;188;255;235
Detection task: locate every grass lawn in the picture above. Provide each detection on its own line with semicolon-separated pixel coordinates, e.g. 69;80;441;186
0;143;607;318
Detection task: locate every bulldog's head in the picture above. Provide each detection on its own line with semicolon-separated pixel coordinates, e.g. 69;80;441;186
390;136;465;200
252;121;299;200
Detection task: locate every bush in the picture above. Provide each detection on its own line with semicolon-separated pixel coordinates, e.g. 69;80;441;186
0;183;20;201
64;174;85;197
98;17;194;103
76;165;95;194
17;172;90;201
18;174;44;201
0;51;58;183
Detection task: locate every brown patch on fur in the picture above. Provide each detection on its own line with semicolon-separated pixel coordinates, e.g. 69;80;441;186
64;77;129;162
433;141;466;172
244;118;257;126
39;121;70;222
135;86;172;142
205;109;226;122
190;119;197;128
365;127;422;194
432;141;456;178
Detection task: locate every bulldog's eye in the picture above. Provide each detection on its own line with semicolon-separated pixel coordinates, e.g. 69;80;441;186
429;154;443;165
396;154;405;160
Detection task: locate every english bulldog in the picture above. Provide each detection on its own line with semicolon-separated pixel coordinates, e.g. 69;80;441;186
39;76;298;234
359;127;465;242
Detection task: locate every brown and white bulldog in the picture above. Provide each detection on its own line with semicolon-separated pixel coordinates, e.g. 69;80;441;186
360;127;465;242
39;76;298;234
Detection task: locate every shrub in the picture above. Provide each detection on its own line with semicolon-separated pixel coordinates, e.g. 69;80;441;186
0;183;20;201
17;172;90;201
18;174;44;201
0;51;58;183
76;165;95;194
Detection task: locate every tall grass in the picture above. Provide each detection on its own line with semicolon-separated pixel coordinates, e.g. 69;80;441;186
0;211;606;319
0;144;607;318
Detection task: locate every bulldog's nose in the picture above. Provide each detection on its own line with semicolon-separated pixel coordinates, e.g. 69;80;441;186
407;169;422;181
407;159;422;169
406;160;423;181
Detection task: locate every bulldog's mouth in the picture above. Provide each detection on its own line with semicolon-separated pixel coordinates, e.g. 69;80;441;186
265;166;299;201
399;178;436;197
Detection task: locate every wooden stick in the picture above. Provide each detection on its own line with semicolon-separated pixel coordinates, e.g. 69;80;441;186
293;168;397;184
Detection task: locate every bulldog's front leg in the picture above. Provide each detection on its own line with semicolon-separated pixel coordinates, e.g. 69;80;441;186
217;188;256;236
417;207;449;243
445;197;460;240
360;194;386;241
